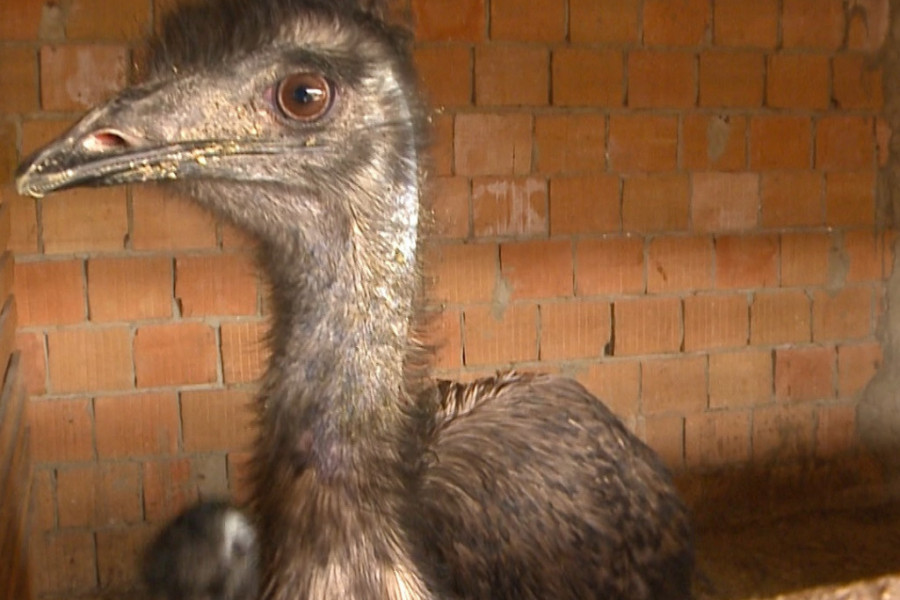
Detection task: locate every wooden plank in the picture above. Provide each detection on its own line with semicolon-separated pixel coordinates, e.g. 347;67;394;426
0;200;10;255
0;351;23;477
0;355;30;600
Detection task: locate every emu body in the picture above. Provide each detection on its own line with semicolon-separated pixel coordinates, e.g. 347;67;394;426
16;1;693;598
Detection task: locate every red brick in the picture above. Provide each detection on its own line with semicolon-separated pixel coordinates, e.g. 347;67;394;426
709;350;772;408
16;330;47;396
500;240;572;300
534;114;605;173
540;301;610;360
643;0;709;46
766;54;830;109
32;531;97;595
782;0;845;49
681;114;746;171
29;398;95;463
648;235;713;293
42;187;128;253
472;177;547;237
15;260;85;326
40;44;127;111
414;46;472;107
455;113;532;176
463;304;537;365
816;117;876;171
698;51;764;107
422;309;463;369
781;232;831;287
713;0;778;48
575;237;644;296
825;171;876;226
570;0;639;43
96;526;155;591
622;174;690;232
690;172;758;232
134;322;218;387
475;44;548;106
176;254;258;317
549;175;621;235
431;177;470;239
775;346;835;402
424;242;497;304
614;297;681;356
752;404;815;461
0;48;38;113
490;0;565;41
87;256;172;322
684;293;748;350
642;356;707;414
143;458;199;522
813;287;873;342
0;0;42;40
56;463;142;528
94;392;179;457
844;230;883;283
715;234;778;289
760;172;824;228
221;319;269;384
431;113;453;176
749;116;812;170
628;50;695;108
6;193;39;255
751;290;811;345
412;0;485;41
552;48;623;107
685;411;751;467
832;55;883;110
576;360;640;419
47;327;133;393
132;186;218;250
608;115;678;172
837;341;882;397
816;403;857;458
65;0;150;40
643;415;685;469
181;388;256;452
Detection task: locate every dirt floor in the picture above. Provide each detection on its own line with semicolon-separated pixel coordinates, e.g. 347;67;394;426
694;502;900;599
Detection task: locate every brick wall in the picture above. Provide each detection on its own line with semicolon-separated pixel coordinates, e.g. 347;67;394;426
0;0;893;597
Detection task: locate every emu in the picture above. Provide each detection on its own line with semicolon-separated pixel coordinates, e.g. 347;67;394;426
17;0;693;598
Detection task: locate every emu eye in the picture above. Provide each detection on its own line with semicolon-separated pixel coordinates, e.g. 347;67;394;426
276;73;333;121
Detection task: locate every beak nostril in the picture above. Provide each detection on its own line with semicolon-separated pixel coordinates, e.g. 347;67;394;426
81;129;132;153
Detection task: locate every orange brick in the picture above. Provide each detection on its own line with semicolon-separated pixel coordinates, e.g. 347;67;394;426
681;114;746;171
844;230;883;283
471;177;547;237
40;44;127;111
414;45;472;107
422;308;463;369
749;116;812;170
57;463;142;528
32;531;97;595
132;186;218;250
877;118;891;167
691;172;759;232
134;322;218;387
430;177;470;239
534;114;605;173
752;404;815;461
181;388;256;452
576;360;640;419
500;240;572;300
816;117;875;171
781;232;831;287
846;2;889;52
455;113;532;176
30;468;55;532
16;330;47;395
685;411;751;468
552;48;623;107
96;526;155;591
775;346;835;402
430;113;453;176
94;392;179;457
648;235;713;293
47;327;133;393
549;175;621;235
0;48;38;113
816;403;857;458
0;124;14;184
709;350;772;408
575;237;644;296
0;0;42;40
812;287;873;342
715;234;778;289
613;297;681;356
643;0;709;46
15;260;85;326
412;0;485;41
628;50;695;108
837;341;882;397
713;0;778;48
423;242;498;304
698;51;764;107
176;254;258;317
228;451;254;504
622;174;690;232
221;221;257;250
539;301;610;360
643;415;685;470
750;290;811;345
490;0;565;41
21;119;74;157
684;293;748;351
570;0;639;44
825;171;876;226
833;55;883;110
782;0;845;49
143;458;199;522
760;172;824;228
29;398;95;463
221;319;269;383
766;54;830;109
475;44;548;106
642;356;707;415
64;0;150;40
608;115;678;172
463;304;537;365
87;256;172;322
42;187;128;253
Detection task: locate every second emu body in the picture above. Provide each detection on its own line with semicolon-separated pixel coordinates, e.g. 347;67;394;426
17;0;694;598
